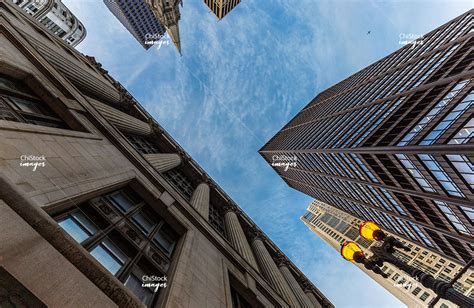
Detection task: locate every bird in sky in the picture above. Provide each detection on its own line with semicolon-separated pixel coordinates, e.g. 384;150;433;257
367;30;371;35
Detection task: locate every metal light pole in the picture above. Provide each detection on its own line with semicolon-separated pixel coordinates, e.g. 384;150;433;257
340;221;474;308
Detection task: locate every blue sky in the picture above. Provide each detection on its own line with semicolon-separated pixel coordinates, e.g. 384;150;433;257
64;1;472;307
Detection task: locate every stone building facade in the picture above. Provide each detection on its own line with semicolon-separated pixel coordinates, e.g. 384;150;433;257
0;1;331;307
13;0;86;46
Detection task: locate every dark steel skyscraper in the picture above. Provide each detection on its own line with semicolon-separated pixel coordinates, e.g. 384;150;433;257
203;0;242;19
260;10;473;265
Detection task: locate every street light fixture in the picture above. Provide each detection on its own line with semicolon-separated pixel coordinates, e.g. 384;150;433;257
340;220;473;307
340;242;364;262
359;220;385;241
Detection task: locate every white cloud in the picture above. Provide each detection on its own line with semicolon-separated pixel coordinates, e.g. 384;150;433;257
61;0;472;306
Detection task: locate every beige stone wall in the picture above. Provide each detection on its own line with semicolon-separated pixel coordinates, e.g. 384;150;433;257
0;200;117;308
0;4;329;307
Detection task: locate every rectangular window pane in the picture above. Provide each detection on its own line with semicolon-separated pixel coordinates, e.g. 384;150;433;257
396;154;435;192
125;274;153;306
58;217;90;243
131;211;155;235
420;90;473;145
90;240;126;275
446;154;474;190
108;191;135;212
153;226;177;256
72;212;98;235
418;154;464;197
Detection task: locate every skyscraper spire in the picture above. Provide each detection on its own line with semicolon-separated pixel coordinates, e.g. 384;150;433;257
145;0;182;54
165;23;181;54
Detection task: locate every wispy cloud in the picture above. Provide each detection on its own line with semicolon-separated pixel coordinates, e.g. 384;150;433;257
66;0;472;306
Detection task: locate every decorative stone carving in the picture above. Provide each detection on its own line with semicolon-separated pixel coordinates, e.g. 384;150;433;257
84;55;108;75
274;254;290;268
149;119;164;136
247;227;264;242
223;203;238;215
150;251;170;271
300;280;314;293
111;80;136;113
177;148;190;162
90;198;118;221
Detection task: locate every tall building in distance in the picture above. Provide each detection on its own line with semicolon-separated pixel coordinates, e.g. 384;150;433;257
260;10;473;266
204;0;242;19
0;1;332;307
13;0;86;46
145;0;182;53
302;200;474;308
103;0;167;50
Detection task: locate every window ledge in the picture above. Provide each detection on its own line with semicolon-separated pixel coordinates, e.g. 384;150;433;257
0;120;102;140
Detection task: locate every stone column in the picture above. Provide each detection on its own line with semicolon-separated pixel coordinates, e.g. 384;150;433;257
190;183;210;220
224;206;259;271
302;281;323;308
250;232;300;307
144;153;182;173
87;97;152;136
276;259;313;308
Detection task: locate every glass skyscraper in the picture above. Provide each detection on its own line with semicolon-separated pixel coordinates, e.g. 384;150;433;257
104;0;166;49
260;10;473;266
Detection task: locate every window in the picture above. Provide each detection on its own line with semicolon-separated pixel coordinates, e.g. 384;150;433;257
449;117;474;144
380;188;407;215
412;287;422;295
53;188;180;307
420;89;473;145
408;222;435;248
231;286;252;308
420;292;430;301
355;98;404;146
107;190;137;213
460;205;473;222
418;154;464;197
209;203;225;235
131;210;156;235
434;200;471;235
163;169;195;200
398;80;469;146
396;154;435;192
0;74;67;129
446;155;474;190
127;135;161;154
58;211;98;243
350;154;379;183
124;273;154;306
90;239;128;275
345;228;359;240
153;225;177;257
